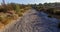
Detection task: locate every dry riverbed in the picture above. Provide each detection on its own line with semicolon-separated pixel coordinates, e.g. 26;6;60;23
0;9;60;32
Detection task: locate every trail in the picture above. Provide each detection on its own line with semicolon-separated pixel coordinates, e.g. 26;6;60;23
1;9;60;32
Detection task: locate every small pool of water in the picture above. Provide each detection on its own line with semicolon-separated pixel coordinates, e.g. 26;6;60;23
37;11;60;32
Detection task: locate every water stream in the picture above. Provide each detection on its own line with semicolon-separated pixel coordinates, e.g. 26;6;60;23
37;11;60;32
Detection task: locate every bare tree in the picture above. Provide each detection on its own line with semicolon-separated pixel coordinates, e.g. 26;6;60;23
2;0;5;5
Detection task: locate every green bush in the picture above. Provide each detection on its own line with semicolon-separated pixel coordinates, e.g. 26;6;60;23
15;4;20;13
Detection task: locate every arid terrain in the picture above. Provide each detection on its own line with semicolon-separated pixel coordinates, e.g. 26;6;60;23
0;9;59;32
0;1;60;32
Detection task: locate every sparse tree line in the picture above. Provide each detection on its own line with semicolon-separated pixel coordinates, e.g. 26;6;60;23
32;2;60;15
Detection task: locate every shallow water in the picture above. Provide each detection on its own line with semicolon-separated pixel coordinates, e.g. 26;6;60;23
37;11;60;32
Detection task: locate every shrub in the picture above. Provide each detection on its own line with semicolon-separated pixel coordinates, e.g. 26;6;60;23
2;19;10;25
46;8;54;14
15;4;20;13
55;11;60;15
1;13;18;25
17;12;23;17
20;9;25;13
0;8;7;13
0;13;7;22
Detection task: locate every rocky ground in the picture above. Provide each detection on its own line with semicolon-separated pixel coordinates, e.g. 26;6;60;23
0;9;60;32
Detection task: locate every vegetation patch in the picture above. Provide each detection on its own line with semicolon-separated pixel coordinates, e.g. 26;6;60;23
32;3;60;19
0;3;31;28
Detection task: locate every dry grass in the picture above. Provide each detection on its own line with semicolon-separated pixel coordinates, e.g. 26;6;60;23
0;4;31;29
0;22;4;29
